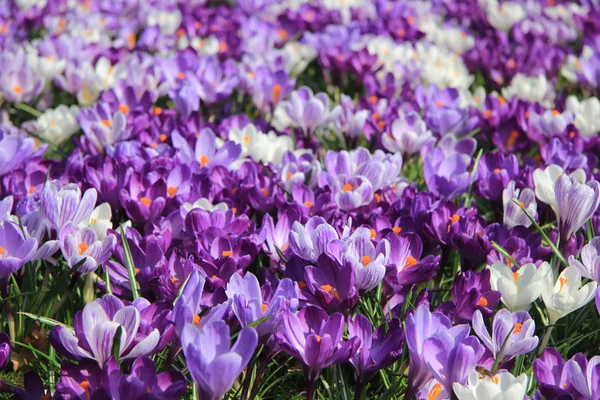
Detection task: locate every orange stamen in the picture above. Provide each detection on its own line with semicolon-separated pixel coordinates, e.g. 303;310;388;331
193;315;201;325
118;104;129;114
100;120;111;128
477;297;488;307
342;183;353;192
78;242;88;255
298;281;307;289
361;255;371;266
271;84;282;104
392;226;402;235
303;201;313;208
427;383;443;400
140;197;152;206
370;229;377;239
200;155;209;167
167;186;177;197
513;322;522;334
559;277;568;292
153;107;162;116
512;272;519;284
403;256;417;270
159;134;167;142
222;250;233;257
449;214;460;224
261;303;268;313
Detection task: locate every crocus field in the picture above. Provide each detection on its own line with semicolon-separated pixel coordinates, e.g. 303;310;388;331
2;0;600;399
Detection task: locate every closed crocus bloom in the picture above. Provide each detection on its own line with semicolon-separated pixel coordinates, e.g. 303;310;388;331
533;164;585;217
182;320;258;400
555;174;600;243
342;236;389;291
503;181;537;229
404;305;455;398
0;132;36;177
50;295;162;367
533;348;572;399
276;306;359;384
565;354;600;399
382;110;433;155
541;265;597;324
472;309;538;363
453;370;529;400
488;261;550;311
281;86;342;135
288;217;339;263
423;327;485;392
348;315;404;395
41;180;98;232
171;128;242;171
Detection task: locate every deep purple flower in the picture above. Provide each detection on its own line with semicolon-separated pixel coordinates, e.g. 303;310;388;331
348;315;404;394
304;254;359;313
276;306;360;387
476;152;519;202
534;348;580;399
172;128;242;172
181;320;258;400
423;148;472;200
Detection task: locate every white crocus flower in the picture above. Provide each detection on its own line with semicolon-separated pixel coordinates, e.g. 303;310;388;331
533;164;586;217
541;265;597;324
501;74;553;106
94;57;126;90
453;370;529;400
565;96;600;138
146;9;182;35
37;105;79;145
488;261;550;311
229;124;294;166
483;0;526;32
182;198;229;214
79;203;112;241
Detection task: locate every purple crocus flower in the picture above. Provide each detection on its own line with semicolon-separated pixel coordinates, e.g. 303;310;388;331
0;220;38;284
50;295;162;367
282;86;342;136
171;270;206;337
503;181;537;229
172;128;242;171
533;348;581;399
341;236;389;291
58;223;115;275
181;320;258;400
472;309;538;363
555;174;600;244
348;315;404;395
288;217;340;263
304;254;359;313
423;148;472;200
276;306;360;394
40;180;98;232
0;333;9;370
404;305;455;398
476;152;519;202
382;110;433;156
423;326;485;392
329;175;374;211
114;357;187;399
573;237;600;282
225;272;299;341
78;101;128;153
0;133;36;177
565;353;600;399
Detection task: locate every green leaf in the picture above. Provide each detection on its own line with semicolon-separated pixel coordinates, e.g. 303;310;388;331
491;241;521;269
111;326;123;361
120;226;140;300
19;312;74;333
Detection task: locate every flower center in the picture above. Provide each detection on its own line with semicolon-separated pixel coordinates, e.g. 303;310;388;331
427;383;443;400
118;104;129;114
512;272;519;284
559;277;568;292
513;322;522;334
304;201;313;208
477;297;488;307
392;226;402;235
78;242;88;255
199;155;209;167
271;84;282;104
13;85;22;94
193;315;201;325
361;255;371;266
140;197;152;206
222;250;233;257
167;186;177;197
342;183;353;192
261;303;268;313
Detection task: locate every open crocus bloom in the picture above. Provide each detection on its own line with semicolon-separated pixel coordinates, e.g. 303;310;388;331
541;265;597;324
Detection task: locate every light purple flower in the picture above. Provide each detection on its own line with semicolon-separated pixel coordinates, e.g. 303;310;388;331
555;174;600;243
282;86;341;135
382;110;433;155
50;295;161;367
41;180;98;232
341;236;389;291
503;181;537;229
59;223;115;274
0;133;36;177
172;128;241;171
0;220;38;283
472;309;538;362
181;320;258;400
